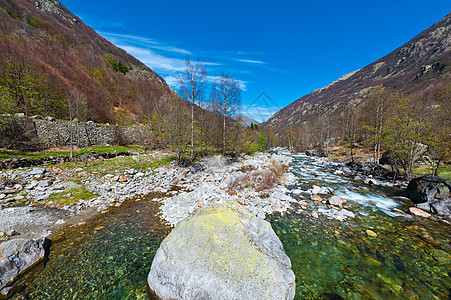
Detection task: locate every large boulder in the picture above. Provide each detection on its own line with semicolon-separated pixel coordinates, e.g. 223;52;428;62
0;238;49;290
148;201;295;300
406;175;451;215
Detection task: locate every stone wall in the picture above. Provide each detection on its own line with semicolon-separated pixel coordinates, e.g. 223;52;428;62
0;117;150;148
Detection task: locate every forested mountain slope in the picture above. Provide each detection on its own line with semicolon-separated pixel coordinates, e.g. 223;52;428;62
0;0;179;124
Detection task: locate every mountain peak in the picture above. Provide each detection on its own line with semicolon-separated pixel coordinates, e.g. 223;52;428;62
34;0;79;24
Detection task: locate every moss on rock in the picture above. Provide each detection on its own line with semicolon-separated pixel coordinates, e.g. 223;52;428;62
148;201;295;300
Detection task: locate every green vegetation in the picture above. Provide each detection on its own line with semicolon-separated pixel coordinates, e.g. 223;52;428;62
47;187;98;207
412;165;451;178
0;7;7;14
0;145;141;160
60;154;175;177
28;16;39;27
0;57;66;118
103;54;128;75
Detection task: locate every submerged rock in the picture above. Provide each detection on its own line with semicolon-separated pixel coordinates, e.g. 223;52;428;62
409;207;431;218
0;238;49;290
148;201;295;300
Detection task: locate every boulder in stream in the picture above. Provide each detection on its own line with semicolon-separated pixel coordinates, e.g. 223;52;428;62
406;176;450;215
148;201;295;300
0;238;49;290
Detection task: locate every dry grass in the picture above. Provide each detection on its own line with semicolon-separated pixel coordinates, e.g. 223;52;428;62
228;160;288;194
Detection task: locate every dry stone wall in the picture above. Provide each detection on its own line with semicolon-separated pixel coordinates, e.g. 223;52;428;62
0;117;150;147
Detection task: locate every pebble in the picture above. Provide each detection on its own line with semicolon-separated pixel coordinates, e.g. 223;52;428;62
311;195;322;202
409;207;431;218
366;229;377;237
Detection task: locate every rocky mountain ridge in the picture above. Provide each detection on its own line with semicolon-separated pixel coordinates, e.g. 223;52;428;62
267;12;451;130
230;115;261;127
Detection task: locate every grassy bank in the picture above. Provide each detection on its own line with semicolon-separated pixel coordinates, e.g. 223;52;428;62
0;145;142;160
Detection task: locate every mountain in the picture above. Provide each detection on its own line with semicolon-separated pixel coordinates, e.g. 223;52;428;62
266;12;451;130
230;115;260;127
0;0;180;124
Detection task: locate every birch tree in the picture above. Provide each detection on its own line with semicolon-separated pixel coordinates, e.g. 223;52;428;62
210;73;241;152
361;86;391;164
177;57;206;160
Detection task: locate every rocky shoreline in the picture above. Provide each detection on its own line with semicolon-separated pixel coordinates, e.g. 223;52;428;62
0;150;298;294
1;149;448;296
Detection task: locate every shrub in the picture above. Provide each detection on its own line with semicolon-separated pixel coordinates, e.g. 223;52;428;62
228;160;288;193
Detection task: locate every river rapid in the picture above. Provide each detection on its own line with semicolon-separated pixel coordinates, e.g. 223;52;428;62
12;153;450;299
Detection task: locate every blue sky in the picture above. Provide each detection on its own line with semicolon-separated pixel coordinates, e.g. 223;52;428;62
60;0;450;122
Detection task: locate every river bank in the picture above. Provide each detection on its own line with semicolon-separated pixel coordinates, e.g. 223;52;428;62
0;150;297;238
2;149;450;299
0;150;298;295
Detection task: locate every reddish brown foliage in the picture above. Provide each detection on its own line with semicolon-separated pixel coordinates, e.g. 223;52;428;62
0;0;176;124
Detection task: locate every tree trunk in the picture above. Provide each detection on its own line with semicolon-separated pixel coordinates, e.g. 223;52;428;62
223;113;226;153
191;103;194;160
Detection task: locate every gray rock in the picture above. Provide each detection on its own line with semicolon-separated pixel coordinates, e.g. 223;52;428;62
0;286;13;297
29;168;46;176
6;230;19;237
148;201;295;300
127;169;137;175
0;194;5;200
406;175;451;215
292;189;303;195
340;209;356;218
38;180;52;188
36;193;50;201
327;196;346;207
342;167;352;174
13;184;23;191
0;238;49;290
26;180;39;190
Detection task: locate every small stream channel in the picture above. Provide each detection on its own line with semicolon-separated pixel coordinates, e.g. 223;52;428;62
12;154;450;299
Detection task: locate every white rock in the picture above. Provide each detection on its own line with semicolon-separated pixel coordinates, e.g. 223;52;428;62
327;196;346;207
311;185;322;194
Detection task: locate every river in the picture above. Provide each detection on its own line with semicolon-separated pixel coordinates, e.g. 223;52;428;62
12;153;450;299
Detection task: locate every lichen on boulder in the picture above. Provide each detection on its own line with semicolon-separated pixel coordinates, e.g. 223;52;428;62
148;201;295;300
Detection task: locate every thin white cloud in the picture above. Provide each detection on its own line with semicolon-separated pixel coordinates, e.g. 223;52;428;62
97;31;248;92
239;104;280;123
164;75;179;87
202;62;223;66
238;59;265;64
118;45;186;72
99;32;191;55
207;75;247;92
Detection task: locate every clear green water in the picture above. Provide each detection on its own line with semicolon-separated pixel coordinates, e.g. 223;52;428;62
272;155;450;299
270;210;450;299
11;155;451;299
13;195;170;299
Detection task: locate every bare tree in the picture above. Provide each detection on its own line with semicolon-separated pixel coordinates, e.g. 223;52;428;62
210;73;241;152
177;57;207;160
163;94;190;165
344;108;358;162
66;88;87;158
361;86;391;164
